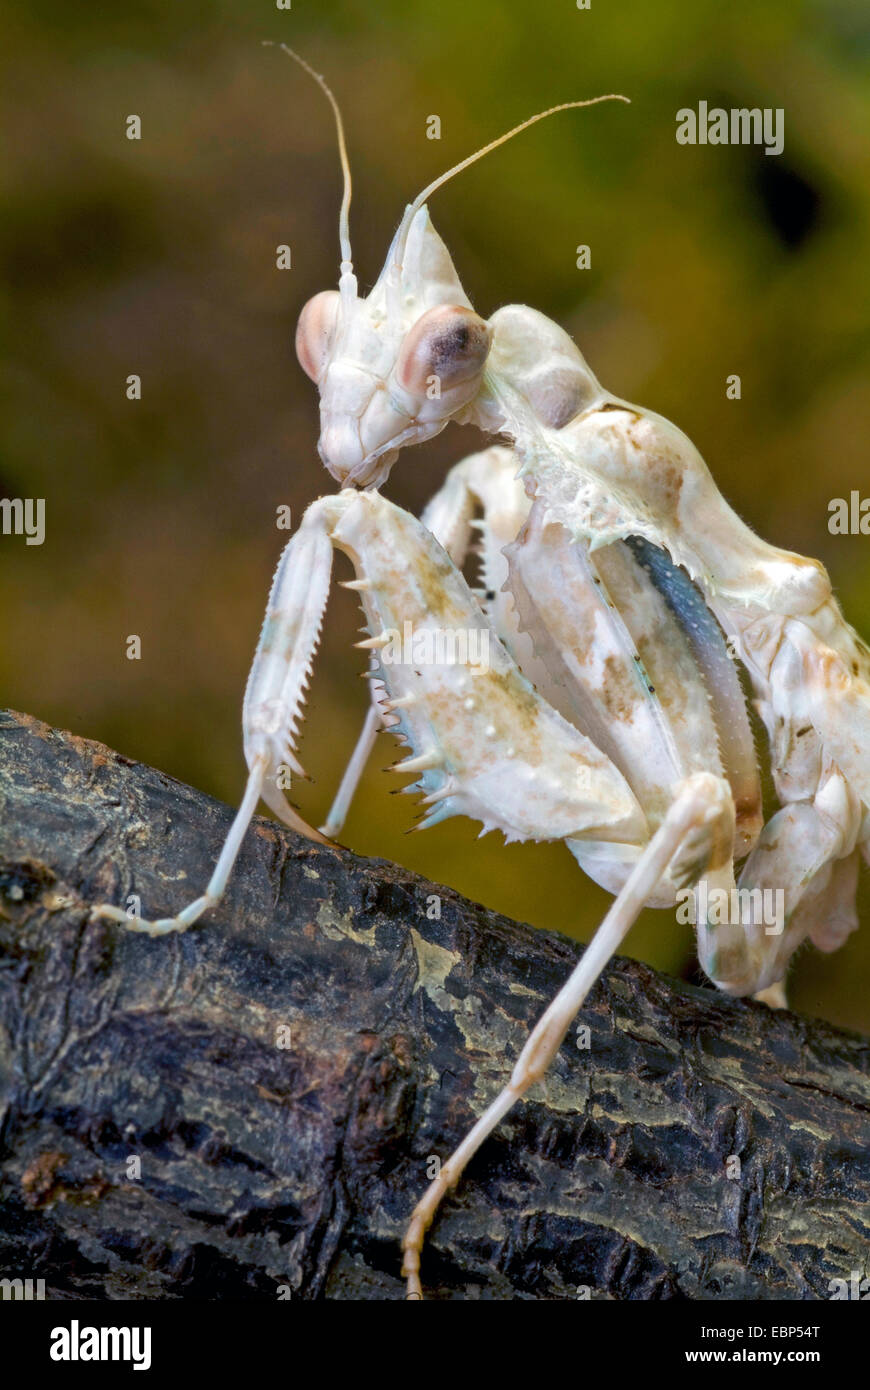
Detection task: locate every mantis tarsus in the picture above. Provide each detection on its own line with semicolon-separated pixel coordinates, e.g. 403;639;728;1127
93;45;870;1299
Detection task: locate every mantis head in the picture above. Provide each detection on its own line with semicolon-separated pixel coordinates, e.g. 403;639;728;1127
296;206;491;489
272;43;627;489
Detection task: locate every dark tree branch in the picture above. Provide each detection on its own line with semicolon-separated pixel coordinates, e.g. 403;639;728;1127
0;708;868;1300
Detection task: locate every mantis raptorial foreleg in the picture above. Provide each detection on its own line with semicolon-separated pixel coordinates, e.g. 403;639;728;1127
91;508;337;935
93;483;643;933
321;445;548;839
314;487;649;852
320;452;484;839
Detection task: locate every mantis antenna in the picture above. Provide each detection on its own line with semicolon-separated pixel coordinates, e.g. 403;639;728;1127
263;40;356;293
406;93;631;219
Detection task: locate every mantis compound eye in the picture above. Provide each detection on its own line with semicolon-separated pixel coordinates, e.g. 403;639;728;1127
395;304;492;398
295;290;341;383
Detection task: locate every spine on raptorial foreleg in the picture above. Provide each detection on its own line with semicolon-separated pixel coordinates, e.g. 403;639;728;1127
242;499;335;836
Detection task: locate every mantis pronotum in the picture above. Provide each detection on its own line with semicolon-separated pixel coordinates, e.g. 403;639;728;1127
93;46;870;1298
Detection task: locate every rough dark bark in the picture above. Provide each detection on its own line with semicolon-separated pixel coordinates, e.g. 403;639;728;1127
0;707;868;1301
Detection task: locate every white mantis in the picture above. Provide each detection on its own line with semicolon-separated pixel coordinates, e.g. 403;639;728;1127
93;46;870;1299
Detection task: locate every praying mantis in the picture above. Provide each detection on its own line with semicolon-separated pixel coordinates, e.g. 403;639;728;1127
92;46;870;1299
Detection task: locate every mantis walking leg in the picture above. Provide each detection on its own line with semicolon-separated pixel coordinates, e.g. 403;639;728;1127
402;772;734;1298
319;704;381;838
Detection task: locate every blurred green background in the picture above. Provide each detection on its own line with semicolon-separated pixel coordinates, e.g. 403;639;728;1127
3;0;870;1029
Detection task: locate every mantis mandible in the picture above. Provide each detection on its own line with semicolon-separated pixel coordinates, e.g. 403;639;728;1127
93;46;870;1299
